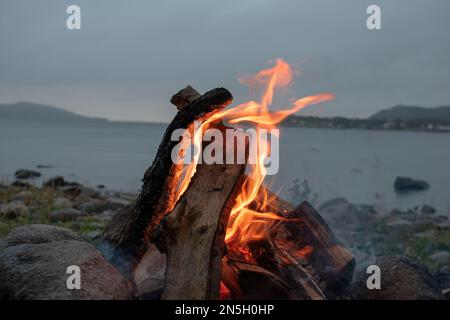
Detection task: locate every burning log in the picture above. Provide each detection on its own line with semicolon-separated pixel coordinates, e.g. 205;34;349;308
160;161;246;299
247;201;355;299
221;254;291;300
104;87;233;271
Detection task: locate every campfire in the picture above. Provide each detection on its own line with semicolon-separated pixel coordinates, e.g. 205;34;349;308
104;59;354;300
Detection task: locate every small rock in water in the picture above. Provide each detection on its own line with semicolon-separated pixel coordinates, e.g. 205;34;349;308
394;176;430;192
10;190;34;205
420;205;437;215
52;197;73;209
36;164;54;169
43;176;66;188
14;169;41;179
48;208;85;222
0;201;29;220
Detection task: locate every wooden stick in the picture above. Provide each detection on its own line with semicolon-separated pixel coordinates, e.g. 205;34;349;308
103;87;233;271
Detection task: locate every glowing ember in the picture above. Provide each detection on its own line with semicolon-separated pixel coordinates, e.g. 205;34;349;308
175;58;334;261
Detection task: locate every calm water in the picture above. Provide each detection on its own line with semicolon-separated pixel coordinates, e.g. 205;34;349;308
1;120;449;213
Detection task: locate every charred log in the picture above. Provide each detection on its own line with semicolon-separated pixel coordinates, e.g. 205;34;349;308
103;87;233;272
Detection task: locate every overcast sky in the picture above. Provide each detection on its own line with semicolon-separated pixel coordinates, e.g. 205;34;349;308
1;0;450;122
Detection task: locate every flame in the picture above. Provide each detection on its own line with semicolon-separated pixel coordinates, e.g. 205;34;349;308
175;58;334;261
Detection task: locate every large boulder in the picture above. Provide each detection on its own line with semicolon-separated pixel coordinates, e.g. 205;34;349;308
394;177;430;192
0;240;132;299
15;169;41;179
351;256;444;300
0;224;83;249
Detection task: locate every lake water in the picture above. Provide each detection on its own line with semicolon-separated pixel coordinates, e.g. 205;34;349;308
1;120;449;213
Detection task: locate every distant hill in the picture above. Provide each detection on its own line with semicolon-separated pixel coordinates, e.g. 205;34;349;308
0;102;107;123
370;105;450;122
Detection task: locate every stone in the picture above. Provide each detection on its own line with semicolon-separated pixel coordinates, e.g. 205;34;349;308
103;197;132;211
10;180;31;188
420;205;437;215
14;169;41;179
0;201;29;220
76;199;105;214
0;224;83;250
318;197;372;231
10;191;34;205
43;176;66;189
77;187;100;199
352;256;444;300
0;240;132;299
52;197;73;209
48;208;86;222
133;245;166;299
394;177;430;192
429;251;450;267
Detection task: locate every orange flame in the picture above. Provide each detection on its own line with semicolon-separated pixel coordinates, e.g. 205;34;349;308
175;58;334;261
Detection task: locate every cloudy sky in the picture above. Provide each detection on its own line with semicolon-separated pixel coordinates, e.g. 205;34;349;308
1;0;450;122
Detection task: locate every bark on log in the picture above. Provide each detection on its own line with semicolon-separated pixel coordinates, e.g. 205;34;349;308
103;87;233;271
160;160;246;299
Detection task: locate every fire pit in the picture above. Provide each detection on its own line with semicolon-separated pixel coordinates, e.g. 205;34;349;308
104;59;353;300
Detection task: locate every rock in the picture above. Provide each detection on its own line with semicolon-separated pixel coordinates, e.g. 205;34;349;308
0;201;29;220
10;180;31;188
84;230;102;240
435;268;450;299
10;191;34;205
420;205;437;215
14;169;41;179
60;185;83;197
0;225;83;249
52;197;73;209
352;256;444;300
76;199;105;214
133;245;166;299
77;187;100;199
103;197;132;211
43;176;82;189
385;218;413;230
43;176;66;188
0;240;132;299
36;164;53;169
394;177;430;192
48;208;86;222
318;197;369;231
429;251;450;267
